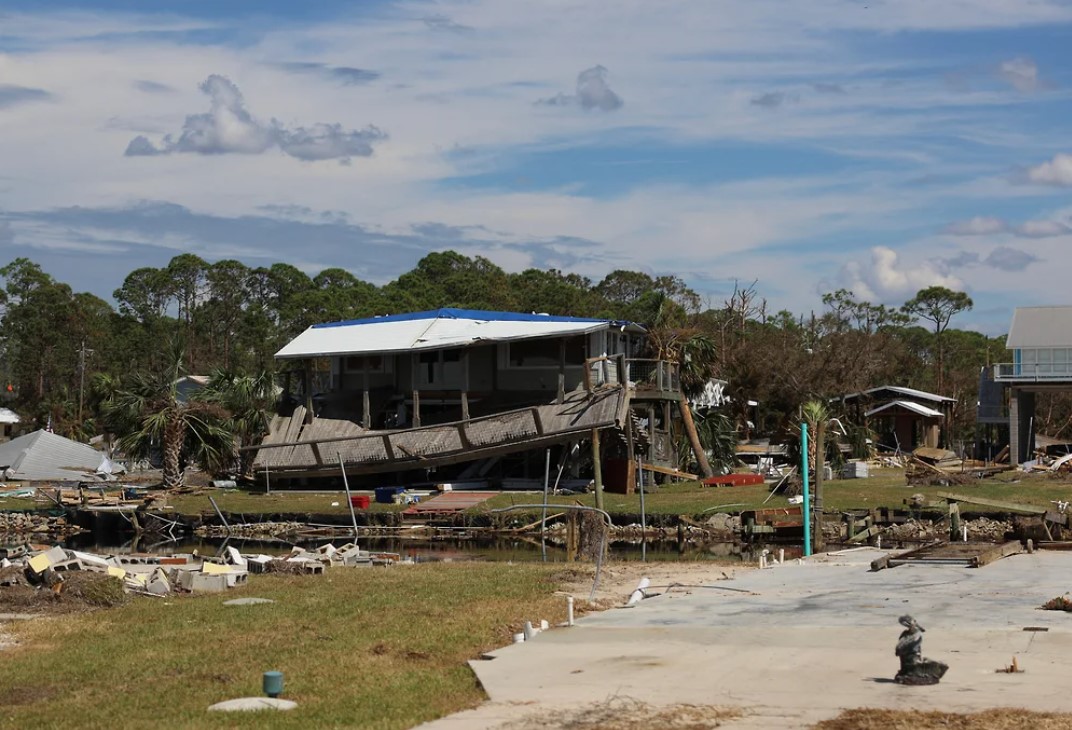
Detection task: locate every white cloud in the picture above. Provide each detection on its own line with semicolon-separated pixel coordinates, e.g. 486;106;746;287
1014;219;1070;237
943;216;1007;235
124;75;386;162
1026;153;1072;186
998;56;1041;92
840;246;964;302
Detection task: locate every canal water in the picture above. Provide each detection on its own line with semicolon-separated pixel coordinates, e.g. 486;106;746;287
63;533;803;564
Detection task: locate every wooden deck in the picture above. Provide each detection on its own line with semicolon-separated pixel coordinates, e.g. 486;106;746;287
870;541;1023;571
251;385;629;477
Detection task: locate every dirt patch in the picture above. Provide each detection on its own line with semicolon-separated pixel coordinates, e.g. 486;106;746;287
552;561;748;607
503;697;741;729
814;708;1072;730
0;572;128;614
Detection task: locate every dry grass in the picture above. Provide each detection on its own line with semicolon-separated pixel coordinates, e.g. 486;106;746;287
0;572;128;613
814;708;1072;730
0;562;570;730
504;697;741;729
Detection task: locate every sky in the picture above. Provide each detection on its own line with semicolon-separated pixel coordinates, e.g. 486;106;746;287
1;1;1071;334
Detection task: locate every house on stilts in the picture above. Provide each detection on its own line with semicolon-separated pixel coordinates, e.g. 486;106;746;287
251;308;700;490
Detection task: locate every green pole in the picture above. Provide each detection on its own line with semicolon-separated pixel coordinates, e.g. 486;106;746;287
802;422;811;556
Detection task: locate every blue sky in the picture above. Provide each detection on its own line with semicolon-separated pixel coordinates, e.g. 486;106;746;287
1;1;1071;333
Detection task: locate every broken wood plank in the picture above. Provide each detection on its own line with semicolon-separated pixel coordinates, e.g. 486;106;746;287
972;541;1023;568
935;492;1047;515
643;463;698;480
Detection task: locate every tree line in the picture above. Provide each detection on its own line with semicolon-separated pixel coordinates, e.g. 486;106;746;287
0;250;1055;455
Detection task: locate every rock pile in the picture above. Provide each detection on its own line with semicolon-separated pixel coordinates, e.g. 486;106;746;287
0;512;81;536
964;516;1012;541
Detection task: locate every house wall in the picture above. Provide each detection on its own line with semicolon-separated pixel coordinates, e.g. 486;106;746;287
325;329;646;398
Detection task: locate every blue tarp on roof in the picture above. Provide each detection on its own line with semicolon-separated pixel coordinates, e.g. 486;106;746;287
312;308;630;330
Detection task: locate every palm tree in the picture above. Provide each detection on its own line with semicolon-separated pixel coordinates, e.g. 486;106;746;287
201;369;277;478
801;400;830;551
99;356;234;489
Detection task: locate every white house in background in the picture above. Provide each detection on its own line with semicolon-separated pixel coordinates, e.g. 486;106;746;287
0;407;19;442
993;306;1072;465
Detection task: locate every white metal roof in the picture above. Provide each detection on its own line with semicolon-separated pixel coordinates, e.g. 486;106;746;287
0;430;123;482
276;308;642;359
1006;306;1072;349
864;400;944;419
840;385;955;404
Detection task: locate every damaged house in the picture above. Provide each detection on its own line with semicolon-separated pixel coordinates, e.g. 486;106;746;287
251;308;697;490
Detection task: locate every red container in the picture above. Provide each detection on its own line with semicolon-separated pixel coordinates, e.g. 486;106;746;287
350;495;371;509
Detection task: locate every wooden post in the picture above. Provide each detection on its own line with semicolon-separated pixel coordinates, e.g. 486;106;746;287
362;367;371;429
303;363;314;424
461;349;470;421
949;501;961;542
557;339;566;404
591;428;604;511
411;353;421;428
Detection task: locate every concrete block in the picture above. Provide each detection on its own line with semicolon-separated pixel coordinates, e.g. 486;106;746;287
176;571;229;593
51;559;83;572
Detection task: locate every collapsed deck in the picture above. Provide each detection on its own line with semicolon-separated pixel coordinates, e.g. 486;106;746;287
252;385;629;478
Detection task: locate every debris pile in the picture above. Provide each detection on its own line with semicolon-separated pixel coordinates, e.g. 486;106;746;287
1040;595;1072;612
1021;452;1072;474
0;541;399;604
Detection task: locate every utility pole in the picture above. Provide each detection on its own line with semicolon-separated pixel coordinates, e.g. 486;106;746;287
77;340;93;427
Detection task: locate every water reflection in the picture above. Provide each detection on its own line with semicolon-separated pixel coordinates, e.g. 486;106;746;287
63;532;800;564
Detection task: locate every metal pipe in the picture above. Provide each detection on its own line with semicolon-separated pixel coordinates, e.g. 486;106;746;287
338;452;360;539
542;448;551;562
637;455;646;563
208;495;232;536
802;422;812;556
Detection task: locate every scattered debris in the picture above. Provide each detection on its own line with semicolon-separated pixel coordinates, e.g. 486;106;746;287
0;539;398;608
995;656;1023;674
1039;596;1072;612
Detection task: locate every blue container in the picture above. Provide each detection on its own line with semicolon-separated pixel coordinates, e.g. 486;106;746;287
375;486;404;504
263;671;284;698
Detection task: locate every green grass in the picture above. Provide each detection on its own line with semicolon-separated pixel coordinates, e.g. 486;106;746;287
480;469;1072;518
7;469;1072;523
0;562;570;730
165;490;403;517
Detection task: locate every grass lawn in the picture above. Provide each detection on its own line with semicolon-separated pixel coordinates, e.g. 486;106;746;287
6;469;1072;523
0;562;569;730
481;469;1072;518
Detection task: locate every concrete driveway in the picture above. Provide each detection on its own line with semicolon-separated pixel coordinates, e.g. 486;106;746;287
422;548;1072;729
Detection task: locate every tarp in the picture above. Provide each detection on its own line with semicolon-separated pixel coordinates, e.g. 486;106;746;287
0;430;125;482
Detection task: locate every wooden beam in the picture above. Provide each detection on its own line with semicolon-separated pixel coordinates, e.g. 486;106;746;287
972;541;1023;568
936;491;1047;515
641;463;698;480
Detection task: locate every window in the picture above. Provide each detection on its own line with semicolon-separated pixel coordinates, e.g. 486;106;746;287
343;355;388;373
503;336;586;368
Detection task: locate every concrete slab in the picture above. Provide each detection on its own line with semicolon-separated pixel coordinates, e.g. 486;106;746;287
421;550;1072;729
207;697;297;712
223;597;276;606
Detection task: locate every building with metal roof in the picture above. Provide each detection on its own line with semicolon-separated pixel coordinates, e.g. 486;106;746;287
0;429;124;482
